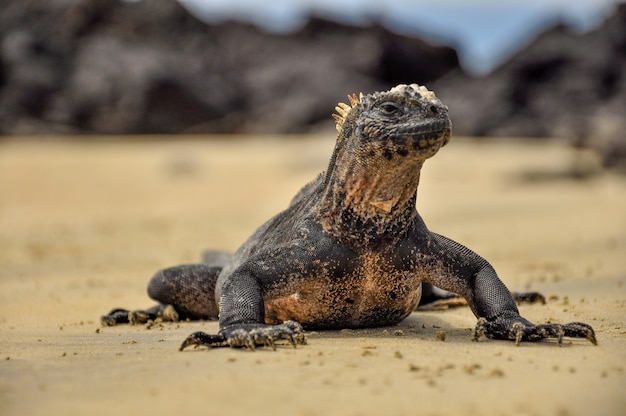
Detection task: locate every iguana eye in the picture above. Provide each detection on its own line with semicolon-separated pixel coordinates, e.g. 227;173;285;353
379;102;400;114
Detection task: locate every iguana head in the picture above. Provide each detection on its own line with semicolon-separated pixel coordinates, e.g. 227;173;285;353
332;84;451;161
318;85;452;238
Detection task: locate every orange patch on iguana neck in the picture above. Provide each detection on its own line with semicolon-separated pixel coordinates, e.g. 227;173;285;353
368;195;401;213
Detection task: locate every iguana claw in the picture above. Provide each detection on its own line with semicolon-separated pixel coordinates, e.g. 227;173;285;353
473;317;597;346
179;321;306;351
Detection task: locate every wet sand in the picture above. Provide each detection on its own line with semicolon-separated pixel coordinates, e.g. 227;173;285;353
0;136;624;416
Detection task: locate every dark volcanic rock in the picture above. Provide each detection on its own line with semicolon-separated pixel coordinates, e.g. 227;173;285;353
0;0;246;134
433;4;626;171
0;0;459;135
1;0;623;172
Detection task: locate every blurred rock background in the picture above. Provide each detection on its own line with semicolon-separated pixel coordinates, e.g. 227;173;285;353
0;0;624;171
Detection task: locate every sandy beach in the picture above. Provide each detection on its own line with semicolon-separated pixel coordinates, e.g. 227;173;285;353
0;135;624;416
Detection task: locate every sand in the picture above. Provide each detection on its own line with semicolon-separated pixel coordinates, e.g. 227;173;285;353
0;135;624;416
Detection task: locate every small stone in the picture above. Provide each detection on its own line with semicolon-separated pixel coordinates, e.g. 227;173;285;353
490;368;505;378
464;363;481;375
435;331;446;341
163;304;179;322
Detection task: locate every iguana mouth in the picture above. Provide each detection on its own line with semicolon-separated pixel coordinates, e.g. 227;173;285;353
397;119;452;151
398;118;451;136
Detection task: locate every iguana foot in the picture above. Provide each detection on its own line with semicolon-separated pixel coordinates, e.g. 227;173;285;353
101;308;134;326
511;291;546;305
179;321;306;351
100;305;179;326
418;291;546;311
473;317;597;346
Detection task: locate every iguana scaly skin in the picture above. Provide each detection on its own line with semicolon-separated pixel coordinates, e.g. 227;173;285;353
102;84;596;350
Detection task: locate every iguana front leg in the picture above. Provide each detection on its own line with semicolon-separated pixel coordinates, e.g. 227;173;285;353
428;233;597;345
100;263;222;326
179;268;306;351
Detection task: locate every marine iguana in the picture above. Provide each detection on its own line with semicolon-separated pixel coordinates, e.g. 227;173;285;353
102;84;597;350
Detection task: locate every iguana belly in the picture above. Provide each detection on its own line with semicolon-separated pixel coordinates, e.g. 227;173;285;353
263;269;422;329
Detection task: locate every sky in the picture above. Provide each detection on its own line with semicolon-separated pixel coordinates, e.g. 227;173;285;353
178;0;623;74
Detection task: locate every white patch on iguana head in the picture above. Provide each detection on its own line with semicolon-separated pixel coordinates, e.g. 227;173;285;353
389;83;438;101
